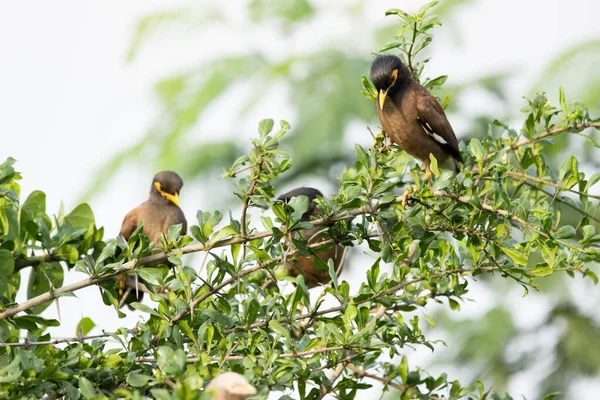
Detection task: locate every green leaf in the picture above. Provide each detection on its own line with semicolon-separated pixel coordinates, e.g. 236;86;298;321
0;355;22;383
258;118;274;139
498;245;528;266
209;225;237;246
126;371;152;387
554;225;576;239
531;264;553;277
418;0;439;17
0;249;15;276
468;138;485;161
288;195;309;223
21;190;46;217
361;75;377;99
27;262;64;314
64;203;95;232
167;223;182;243
559;86;568;116
543;392;561;400
246;299;260;325
96;239;117;267
138;268;163;286
327;258;339;289
76;317;96;336
130;302;165;318
355;144;369;169
269;320;290;339
429;153;440;177
78;376;95;399
424;75;447;90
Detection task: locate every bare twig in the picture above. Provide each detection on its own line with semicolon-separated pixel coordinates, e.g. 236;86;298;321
482;122;600;164
137;346;347;364
348;365;406;391
317;359;347;400
240;162;262;238
506;170;600;201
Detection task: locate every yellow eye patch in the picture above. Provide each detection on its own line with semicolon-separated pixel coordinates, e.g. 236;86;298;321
391;69;399;85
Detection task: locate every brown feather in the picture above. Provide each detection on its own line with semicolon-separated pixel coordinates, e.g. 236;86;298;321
115;171;187;309
278;187;345;288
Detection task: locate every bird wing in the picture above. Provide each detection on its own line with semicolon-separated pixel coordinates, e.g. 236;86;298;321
415;89;463;163
119;209;139;241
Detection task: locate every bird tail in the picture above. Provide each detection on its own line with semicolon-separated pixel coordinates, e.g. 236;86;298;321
441;156;462;173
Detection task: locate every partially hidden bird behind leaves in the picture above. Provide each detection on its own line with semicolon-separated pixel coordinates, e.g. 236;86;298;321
116;171;187;308
370;54;463;180
206;372;256;400
278;187;345;288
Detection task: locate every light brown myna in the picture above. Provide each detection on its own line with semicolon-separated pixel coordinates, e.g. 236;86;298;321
370;54;463;180
116;171;187;307
206;372;256;400
278;187;345;288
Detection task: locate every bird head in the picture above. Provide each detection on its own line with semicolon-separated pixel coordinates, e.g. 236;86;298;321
150;171;183;206
370;54;412;110
277;187;323;221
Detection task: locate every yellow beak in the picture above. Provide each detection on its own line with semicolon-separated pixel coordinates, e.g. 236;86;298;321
164;192;180;206
154;182;180;206
378;89;388;110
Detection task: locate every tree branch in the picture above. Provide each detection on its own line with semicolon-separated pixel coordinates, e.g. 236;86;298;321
482;122;600;164
3;172;593;321
348;364;406;391
506;170;600;201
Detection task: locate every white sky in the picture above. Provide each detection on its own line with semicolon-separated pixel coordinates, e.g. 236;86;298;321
1;0;599;398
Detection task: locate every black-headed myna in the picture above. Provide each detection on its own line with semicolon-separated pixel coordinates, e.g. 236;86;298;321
116;171;187;307
370;54;463;179
206;372;256;400
278;187;345;288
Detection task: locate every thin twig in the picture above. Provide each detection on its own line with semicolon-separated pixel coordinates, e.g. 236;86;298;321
0;332;118;347
506;170;600;201
137;346;347;364
348;365;406;391
482;122;600;164
317;359;347;400
240;162;262;238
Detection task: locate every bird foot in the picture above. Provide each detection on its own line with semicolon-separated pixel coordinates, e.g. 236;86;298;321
373;131;391;150
423;168;432;182
400;187;413;208
115;273;127;296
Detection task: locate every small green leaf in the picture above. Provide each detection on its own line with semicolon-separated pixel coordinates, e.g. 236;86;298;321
0;250;15;276
79;376;95;399
424;75;447;90
554;225;576;239
137;268;163;286
499;245;528;266
127;371;152;387
544;392;561;400
258;118;274;139
64;203;95;232
76;317;96;336
418;0;439;17
468;138;485;161
531;264;553;277
429;153;440;177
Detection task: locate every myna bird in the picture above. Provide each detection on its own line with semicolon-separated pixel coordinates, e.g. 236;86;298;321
206;372;256;400
278;187;345;288
116;171;187;307
370;54;463;180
